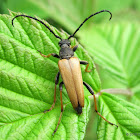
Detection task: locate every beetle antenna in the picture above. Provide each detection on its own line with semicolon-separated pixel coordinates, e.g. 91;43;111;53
12;15;62;40
68;10;112;39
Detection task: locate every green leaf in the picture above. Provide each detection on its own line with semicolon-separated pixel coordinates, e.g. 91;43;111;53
97;93;140;140
131;92;140;107
0;11;100;139
78;21;140;139
79;22;140;90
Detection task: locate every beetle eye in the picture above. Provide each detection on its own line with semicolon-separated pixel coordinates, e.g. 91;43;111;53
58;42;61;47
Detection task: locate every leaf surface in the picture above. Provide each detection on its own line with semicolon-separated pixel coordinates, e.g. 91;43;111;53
0;12;100;139
97;93;140;140
79;22;140;89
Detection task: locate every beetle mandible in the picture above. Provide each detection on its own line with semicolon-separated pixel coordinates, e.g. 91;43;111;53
12;10;118;135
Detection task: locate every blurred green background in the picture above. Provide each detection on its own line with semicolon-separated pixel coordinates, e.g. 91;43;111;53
1;0;140;34
0;0;140;139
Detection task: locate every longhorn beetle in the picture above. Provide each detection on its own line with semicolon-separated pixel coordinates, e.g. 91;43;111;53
12;10;118;135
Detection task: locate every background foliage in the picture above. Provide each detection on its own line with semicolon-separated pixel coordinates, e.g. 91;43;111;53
0;0;140;140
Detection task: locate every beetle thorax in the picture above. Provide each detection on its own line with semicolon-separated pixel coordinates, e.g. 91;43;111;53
59;45;74;59
58;39;74;59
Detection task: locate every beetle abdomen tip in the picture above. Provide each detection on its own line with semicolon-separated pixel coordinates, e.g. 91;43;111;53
75;106;82;114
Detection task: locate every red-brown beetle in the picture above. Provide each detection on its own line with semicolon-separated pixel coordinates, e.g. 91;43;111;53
12;10;118;134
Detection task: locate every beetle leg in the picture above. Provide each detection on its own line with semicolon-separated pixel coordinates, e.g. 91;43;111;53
80;61;94;72
38;50;60;58
53;82;64;135
72;45;78;52
83;81;118;127
44;72;60;113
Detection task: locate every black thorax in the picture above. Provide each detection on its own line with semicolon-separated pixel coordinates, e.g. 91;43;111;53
59;39;74;59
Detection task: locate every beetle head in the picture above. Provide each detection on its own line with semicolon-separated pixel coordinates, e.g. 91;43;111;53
58;39;71;48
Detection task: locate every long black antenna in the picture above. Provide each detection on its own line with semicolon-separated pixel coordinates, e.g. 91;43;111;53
68;10;112;39
12;15;62;40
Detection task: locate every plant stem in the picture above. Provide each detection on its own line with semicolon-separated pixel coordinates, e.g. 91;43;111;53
88;88;133;99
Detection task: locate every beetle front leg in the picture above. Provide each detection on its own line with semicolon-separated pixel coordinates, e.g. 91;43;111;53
38;50;60;58
80;61;94;72
71;45;78;52
44;72;60;113
83;81;118;127
53;81;64;135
